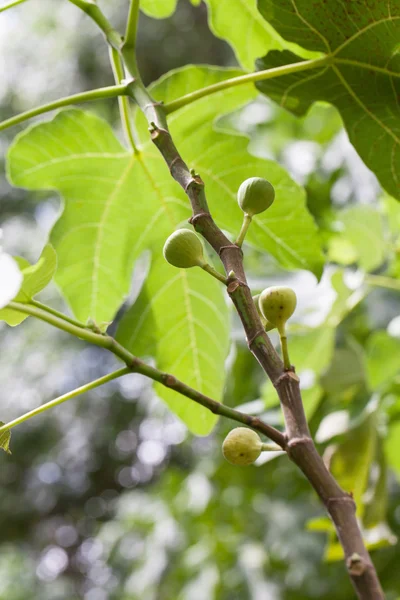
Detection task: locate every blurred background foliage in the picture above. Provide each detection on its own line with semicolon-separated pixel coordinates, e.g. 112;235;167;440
1;1;400;599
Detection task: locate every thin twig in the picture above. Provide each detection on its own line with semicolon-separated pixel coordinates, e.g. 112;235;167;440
6;301;286;448
0;367;130;433
164;57;330;113
0;84;128;132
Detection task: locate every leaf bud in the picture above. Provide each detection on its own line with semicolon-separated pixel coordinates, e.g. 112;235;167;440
237;177;275;217
258;286;297;332
163;229;206;269
222;427;262;466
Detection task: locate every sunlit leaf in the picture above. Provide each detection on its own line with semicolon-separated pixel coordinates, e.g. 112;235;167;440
256;0;400;198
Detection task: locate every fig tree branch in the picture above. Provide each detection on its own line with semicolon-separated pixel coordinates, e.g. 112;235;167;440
122;35;384;600
4;1;385;596
5;301;286;448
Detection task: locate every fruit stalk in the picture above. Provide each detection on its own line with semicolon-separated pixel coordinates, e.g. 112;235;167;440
235;214;252;247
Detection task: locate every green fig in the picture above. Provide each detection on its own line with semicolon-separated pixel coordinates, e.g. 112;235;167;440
222;427;262;466
237;177;275;217
258;286;297;333
163;229;206;269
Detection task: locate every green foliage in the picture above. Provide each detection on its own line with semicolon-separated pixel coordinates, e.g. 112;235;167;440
4;1;400;595
0;244;56;326
256;0;400;198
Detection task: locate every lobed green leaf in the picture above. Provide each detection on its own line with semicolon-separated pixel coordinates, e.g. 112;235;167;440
256;0;400;199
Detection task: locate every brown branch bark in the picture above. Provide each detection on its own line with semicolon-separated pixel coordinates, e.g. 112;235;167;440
125;81;384;598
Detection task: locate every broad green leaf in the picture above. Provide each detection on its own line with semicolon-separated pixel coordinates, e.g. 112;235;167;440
328;207;385;272
117;254;230;435
366;331;400;390
0;244;56;326
256;0;400;199
385;420;400;479
0;423;11;454
140;0;177;18
8;66;323;325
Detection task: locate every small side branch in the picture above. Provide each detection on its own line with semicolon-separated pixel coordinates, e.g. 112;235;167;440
0;84;129;132
164;57;330;114
5;301;285;448
0;367;130;433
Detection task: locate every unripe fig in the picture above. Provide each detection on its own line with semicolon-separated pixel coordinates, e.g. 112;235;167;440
222;427;262;466
163;229;206;269
258;286;297;333
237;177;275;217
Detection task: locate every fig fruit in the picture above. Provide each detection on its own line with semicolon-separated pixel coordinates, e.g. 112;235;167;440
258;286;297;333
222;427;262;466
237;177;275;217
163;229;206;269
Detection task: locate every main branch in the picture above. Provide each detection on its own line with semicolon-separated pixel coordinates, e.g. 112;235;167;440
125;61;384;600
